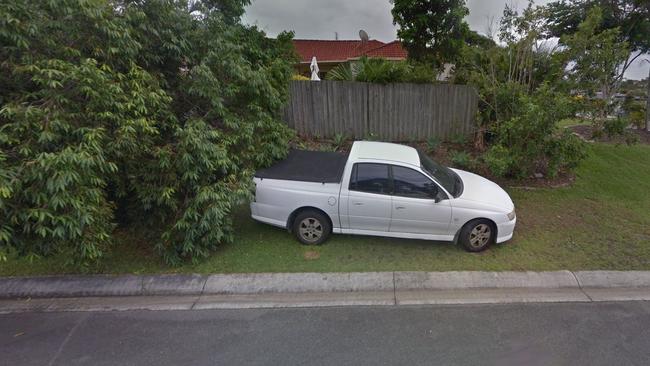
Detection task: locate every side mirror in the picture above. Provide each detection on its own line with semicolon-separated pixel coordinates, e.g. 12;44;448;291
426;186;440;202
431;190;447;203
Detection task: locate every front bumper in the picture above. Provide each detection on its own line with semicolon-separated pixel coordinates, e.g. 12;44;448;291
496;217;516;243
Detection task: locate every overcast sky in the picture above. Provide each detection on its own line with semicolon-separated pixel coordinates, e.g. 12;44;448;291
243;0;649;80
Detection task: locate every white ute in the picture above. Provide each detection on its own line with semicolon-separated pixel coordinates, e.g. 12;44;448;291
251;141;516;252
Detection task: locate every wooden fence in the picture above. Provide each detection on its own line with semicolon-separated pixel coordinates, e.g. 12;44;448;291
283;80;478;141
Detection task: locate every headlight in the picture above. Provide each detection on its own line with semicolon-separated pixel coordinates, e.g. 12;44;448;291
507;210;516;221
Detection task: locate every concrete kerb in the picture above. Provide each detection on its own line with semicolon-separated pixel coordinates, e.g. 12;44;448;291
394;271;579;290
574;271;650;288
1;271;650;300
202;272;394;294
0;275;143;298
142;274;208;296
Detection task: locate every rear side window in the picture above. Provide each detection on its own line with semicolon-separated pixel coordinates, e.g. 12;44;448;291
392;165;439;199
349;163;390;194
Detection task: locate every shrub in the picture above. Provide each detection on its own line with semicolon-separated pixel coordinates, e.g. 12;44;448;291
426;136;441;153
332;133;348;151
485;85;587;178
402;63;437;83
483;145;513;178
450;150;474;170
355;58;410;84
0;0;294;265
629;110;646;129
326;58;436;84
602;117;627;137
449;133;468;145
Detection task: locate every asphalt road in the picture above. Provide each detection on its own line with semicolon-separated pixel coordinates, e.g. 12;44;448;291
2;302;650;366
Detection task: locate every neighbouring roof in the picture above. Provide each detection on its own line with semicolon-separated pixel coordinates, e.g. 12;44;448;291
293;39;408;63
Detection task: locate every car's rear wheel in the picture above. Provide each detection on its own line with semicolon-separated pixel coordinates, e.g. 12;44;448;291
292;210;331;245
458;219;495;252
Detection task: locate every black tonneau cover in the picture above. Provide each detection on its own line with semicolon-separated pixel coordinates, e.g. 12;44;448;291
255;149;348;183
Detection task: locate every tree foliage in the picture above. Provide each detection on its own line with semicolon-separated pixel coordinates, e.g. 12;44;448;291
545;0;650;55
0;0;295;265
391;0;470;66
484;85;587;178
557;6;630;123
451;2;589;177
453;3;559;150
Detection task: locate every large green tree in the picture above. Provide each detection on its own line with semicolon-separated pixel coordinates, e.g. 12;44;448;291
545;0;650;77
0;0;295;265
390;0;470;66
558;6;630;125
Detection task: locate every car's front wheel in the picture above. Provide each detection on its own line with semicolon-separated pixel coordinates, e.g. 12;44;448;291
292;210;331;245
458;219;495;252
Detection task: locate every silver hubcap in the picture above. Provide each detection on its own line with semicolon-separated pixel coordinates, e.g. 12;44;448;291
469;224;491;248
299;218;323;243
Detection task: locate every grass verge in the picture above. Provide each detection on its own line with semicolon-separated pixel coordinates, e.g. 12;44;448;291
1;143;649;275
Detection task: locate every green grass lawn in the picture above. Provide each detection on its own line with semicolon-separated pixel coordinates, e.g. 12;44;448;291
2;143;649;276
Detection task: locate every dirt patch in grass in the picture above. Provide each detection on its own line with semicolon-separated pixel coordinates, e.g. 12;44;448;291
303;250;320;260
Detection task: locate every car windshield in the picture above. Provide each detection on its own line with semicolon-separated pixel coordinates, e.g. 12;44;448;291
417;150;463;198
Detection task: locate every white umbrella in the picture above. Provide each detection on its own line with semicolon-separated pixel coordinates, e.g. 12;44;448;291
310;56;320;81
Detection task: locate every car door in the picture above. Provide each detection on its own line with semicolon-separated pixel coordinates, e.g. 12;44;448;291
389;165;452;235
345;163;392;232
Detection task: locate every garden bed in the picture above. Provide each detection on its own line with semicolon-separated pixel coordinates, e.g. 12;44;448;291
293;136;576;189
570;125;650;144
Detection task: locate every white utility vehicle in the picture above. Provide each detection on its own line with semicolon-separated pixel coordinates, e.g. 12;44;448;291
251;141;516;252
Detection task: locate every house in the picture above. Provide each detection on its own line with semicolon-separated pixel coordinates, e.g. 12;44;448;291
292;38;408;77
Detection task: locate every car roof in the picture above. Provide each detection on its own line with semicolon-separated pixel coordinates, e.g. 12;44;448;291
349;141;421;167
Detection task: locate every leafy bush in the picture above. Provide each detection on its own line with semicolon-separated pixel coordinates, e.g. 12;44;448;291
629;110;646;129
450;150;474;170
602;117;628;138
325;57;435;84
402;63;437;83
482;145;512;178
624;98;646;129
449;133;468;145
355;58;411;84
426;136;441;153
0;0;294;265
485;85;587;178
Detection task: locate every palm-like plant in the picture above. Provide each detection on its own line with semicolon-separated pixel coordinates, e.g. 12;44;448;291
326;63;355;81
326;57;435;84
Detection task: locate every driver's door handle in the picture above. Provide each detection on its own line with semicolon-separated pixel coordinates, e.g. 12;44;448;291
353;202;364;206
395;206;406;210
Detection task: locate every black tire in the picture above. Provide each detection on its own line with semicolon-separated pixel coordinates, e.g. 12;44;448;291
458;219;495;252
292;210;331;245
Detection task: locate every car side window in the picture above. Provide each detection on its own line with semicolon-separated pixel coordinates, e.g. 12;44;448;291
392;165;440;199
349;163;391;194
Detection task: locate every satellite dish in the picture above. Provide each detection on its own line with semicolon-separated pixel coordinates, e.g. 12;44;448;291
359;29;369;42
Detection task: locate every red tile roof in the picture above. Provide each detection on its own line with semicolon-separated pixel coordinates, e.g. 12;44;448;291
363;41;408;59
293;39;407;63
